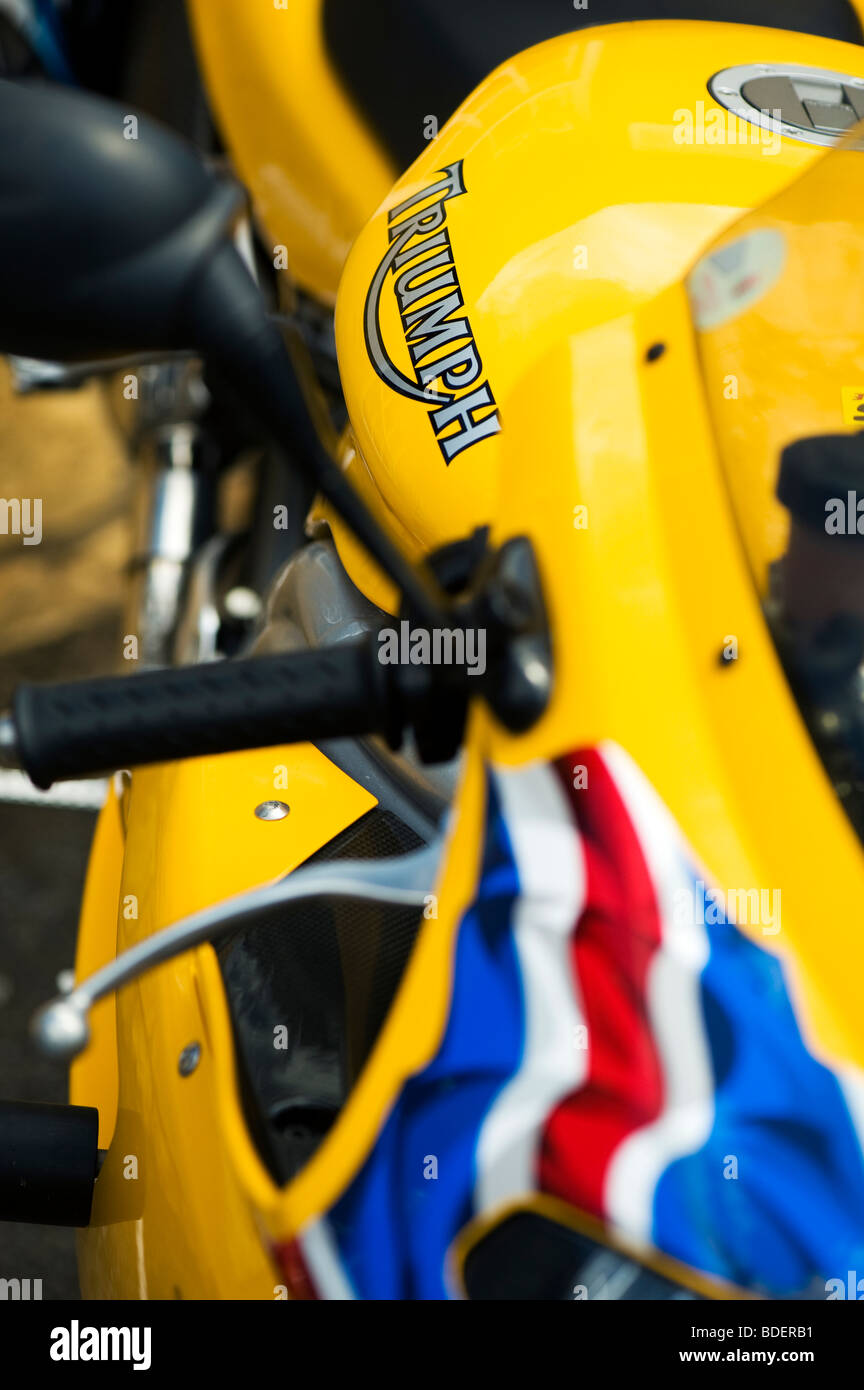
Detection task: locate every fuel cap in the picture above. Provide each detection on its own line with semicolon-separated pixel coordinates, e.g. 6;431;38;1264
710;63;864;147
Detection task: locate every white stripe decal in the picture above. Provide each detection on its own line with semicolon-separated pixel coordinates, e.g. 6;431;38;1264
474;761;588;1214
599;743;716;1246
838;1066;864;1168
299;1219;356;1300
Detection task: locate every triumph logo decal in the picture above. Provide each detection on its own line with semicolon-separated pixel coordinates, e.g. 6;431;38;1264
364;160;501;462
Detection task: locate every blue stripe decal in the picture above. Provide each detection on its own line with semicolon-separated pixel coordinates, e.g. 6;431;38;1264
653;869;864;1295
329;781;526;1299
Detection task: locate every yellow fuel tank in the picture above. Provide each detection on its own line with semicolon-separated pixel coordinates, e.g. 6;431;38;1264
332;20;864;576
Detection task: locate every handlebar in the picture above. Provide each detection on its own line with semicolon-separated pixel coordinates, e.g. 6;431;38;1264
5;640;398;789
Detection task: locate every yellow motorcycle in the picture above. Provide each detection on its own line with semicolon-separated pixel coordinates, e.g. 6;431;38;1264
2;1;864;1302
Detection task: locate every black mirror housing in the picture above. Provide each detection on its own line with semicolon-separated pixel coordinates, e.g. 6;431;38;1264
0;79;244;360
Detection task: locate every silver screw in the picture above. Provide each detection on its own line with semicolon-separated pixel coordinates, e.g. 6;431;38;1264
254;800;290;821
178;1042;201;1077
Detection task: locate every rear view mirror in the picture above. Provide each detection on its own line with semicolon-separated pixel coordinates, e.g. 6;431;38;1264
0;78;444;627
0;78;244;361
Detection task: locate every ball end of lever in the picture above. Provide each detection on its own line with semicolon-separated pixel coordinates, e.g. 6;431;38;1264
31;996;91;1061
0;711;20;770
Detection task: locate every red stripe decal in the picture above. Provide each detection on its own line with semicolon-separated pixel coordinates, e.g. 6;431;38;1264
538;749;665;1215
273;1239;320;1301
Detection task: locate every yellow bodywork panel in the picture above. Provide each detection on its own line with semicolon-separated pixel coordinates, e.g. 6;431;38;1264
186;0;394;304
267;730;488;1240
690;138;864;588
264;27;864;1245
267;287;864;1253
481;283;864;1072
74;745;375;1299
70;785;124;1151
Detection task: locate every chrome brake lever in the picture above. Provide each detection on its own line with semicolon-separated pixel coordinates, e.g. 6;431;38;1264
7;351;197;394
32;839;443;1062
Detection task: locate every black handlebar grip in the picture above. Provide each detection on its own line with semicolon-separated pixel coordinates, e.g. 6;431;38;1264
0;1100;99;1226
13;641;394;789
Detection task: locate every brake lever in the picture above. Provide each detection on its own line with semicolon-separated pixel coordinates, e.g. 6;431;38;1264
32;839;444;1062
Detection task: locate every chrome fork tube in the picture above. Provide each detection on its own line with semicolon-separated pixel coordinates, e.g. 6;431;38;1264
125;422;217;666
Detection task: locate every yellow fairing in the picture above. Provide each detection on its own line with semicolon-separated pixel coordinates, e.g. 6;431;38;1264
488;281;864;1069
73;746;375;1299
269;285;864;1260
70;786;124;1151
271;24;864;1251
691;134;864;588
186;0;394;304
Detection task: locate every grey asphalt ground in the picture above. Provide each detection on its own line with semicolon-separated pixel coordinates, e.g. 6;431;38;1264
0;619;120;1300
